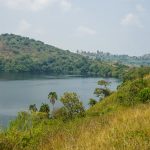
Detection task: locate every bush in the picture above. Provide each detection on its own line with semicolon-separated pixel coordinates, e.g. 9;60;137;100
139;88;150;103
39;103;50;118
88;98;97;107
60;92;85;120
29;104;38;112
53;107;65;119
117;79;149;106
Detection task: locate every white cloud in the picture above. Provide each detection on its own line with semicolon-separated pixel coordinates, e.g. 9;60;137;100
60;0;72;12
0;0;73;12
77;26;96;36
136;4;145;12
121;13;143;28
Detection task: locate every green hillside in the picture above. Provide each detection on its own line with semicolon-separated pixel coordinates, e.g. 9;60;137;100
0;34;128;78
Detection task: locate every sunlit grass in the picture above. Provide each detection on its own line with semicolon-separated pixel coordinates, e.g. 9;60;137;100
40;104;150;150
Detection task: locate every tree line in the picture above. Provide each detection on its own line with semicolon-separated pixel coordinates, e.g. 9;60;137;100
0;34;128;78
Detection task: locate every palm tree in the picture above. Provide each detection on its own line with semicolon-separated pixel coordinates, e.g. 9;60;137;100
48;92;58;111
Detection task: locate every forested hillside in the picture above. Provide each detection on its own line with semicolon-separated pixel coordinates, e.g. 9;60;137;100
78;51;150;66
0;34;128;78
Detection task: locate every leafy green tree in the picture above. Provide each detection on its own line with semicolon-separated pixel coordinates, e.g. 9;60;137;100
60;92;85;120
98;80;110;88
88;98;97;107
48;92;58;111
94;88;111;98
39;103;50;117
94;80;111;100
29;104;38;113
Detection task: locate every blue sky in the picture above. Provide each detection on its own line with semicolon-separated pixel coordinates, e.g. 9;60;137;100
0;0;149;56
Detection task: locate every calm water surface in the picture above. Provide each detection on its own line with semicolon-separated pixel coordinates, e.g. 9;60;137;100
0;74;121;126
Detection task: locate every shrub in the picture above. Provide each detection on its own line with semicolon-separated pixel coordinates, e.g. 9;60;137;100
29;104;38;112
117;79;149;106
60;92;85;120
139;88;150;103
53;107;65;119
88;98;97;107
39;103;50;118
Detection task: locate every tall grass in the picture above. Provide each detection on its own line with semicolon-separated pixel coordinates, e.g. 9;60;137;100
40;104;150;150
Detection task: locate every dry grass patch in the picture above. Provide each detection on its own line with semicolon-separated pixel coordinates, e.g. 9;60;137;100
40;104;150;150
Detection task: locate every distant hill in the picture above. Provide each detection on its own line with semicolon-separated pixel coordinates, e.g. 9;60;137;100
78;51;150;66
0;34;128;78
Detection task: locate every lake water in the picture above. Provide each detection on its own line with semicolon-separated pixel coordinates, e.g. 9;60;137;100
0;74;121;127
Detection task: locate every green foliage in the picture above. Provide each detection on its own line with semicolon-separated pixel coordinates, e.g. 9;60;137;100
53;107;65;119
139;88;150;103
39;103;50;117
2;111;63;149
98;80;110;87
122;67;150;82
117;78;150;106
94;88;111;98
79;51;150;66
29;104;38;112
60;92;85;120
88;98;97;107
89;76;150;116
94;80;112;99
0;34;129;78
48;92;58;106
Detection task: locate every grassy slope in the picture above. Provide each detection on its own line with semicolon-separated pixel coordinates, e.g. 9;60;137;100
1;78;150;149
1;101;149;150
40;76;150;150
41;104;150;150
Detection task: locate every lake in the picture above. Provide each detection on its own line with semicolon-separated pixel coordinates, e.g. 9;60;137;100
0;74;121;127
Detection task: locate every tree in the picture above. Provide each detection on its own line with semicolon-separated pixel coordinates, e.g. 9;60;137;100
39;103;50;117
98;80;110;88
88;98;97;107
60;92;85;120
48;92;58;111
94;80;111;100
29;104;38;113
94;88;111;98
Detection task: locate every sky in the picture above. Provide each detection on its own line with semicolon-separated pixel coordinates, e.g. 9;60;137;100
0;0;150;56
